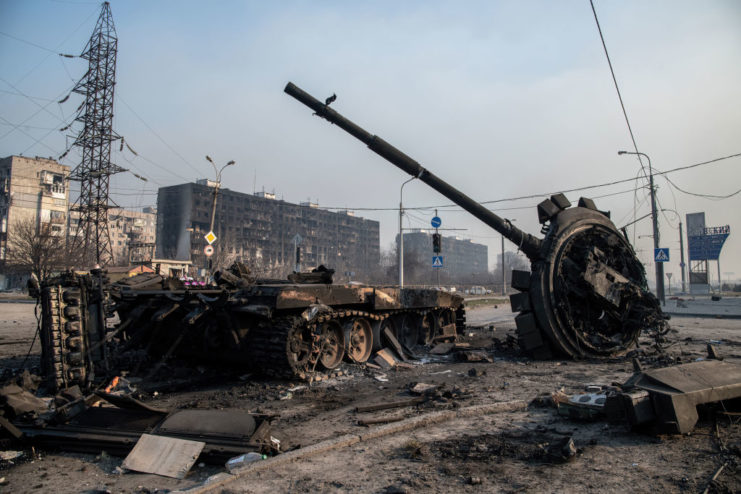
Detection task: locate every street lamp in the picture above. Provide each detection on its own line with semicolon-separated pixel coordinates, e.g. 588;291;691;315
618;150;664;304
205;155;235;273
398;176;416;288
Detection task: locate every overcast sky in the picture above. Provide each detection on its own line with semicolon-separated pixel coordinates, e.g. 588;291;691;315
1;0;739;287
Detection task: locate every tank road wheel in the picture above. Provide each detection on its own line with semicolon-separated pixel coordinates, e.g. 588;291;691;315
393;312;421;350
286;323;313;372
432;308;457;342
371;318;394;352
319;320;345;370
420;312;437;345
343;318;373;363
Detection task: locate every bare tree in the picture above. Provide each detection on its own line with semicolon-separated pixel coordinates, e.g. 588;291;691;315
5;217;81;282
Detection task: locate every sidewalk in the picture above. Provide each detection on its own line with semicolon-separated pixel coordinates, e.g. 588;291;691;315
662;295;741;318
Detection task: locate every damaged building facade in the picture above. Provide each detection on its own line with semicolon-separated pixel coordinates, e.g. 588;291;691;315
0;156;70;288
155;181;380;279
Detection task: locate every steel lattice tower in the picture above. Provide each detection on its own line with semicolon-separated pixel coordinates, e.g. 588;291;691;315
69;2;123;266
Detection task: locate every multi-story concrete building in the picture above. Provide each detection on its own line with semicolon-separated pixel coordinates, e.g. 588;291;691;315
398;231;488;278
155;182;380;279
108;207;157;265
0;156;70;286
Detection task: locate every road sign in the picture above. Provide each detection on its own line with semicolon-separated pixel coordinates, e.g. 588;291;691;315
654;248;670;262
204;245;214;257
204;231;217;244
431;216;442;228
432;256;443;268
292;234;302;245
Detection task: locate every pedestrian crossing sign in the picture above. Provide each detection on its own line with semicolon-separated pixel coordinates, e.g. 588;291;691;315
654;248;670;262
432;256;443;268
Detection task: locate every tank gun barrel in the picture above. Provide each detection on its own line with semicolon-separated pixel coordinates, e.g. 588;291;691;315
284;82;542;260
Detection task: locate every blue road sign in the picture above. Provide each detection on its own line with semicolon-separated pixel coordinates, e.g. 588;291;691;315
654;248;670;262
432;256;444;268
431;216;442;228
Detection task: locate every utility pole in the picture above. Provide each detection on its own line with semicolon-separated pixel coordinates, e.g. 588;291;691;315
67;2;124;266
619;151;664;304
679;221;686;293
398;177;415;288
501;234;505;296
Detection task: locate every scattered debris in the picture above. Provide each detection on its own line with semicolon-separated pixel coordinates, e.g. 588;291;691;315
456;351;493;363
430;343;455;355
122;433;205;479
556;392;608;421
225;452;266;472
409;383;438;395
606;359;741;433
382;328;409;362
467;368;485;377
374;348;398;369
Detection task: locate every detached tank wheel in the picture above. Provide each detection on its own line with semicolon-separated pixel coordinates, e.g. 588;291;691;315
319;320;345;370
343;318;373;363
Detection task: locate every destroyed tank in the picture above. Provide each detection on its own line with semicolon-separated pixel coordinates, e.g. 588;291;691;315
285;82;667;360
40;264;464;391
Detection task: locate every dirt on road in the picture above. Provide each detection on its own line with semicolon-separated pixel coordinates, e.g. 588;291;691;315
1;302;740;493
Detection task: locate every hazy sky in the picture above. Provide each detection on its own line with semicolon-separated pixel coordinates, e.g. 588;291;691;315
1;0;739;286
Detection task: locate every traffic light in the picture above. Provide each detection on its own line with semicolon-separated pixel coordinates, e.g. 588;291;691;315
432;233;441;253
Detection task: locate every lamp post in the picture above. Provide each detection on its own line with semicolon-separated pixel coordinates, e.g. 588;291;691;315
398;176;416;288
205;155;235;273
618;150;664;304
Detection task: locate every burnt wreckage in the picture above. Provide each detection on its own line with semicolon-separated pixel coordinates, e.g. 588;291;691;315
284;82;668;360
40;265;464;391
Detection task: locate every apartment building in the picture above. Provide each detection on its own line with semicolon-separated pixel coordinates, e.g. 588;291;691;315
155;182;380;279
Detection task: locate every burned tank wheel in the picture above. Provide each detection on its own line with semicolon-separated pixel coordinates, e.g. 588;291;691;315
343;318;373;363
392;312;421;349
244;317;314;378
318;320;345;370
421;312;437;345
285;322;314;372
371;318;395;352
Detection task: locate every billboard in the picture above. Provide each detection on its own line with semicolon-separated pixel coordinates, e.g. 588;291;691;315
688;225;730;261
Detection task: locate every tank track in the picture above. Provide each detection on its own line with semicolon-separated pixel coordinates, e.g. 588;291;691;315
245;307;457;380
40;285;88;391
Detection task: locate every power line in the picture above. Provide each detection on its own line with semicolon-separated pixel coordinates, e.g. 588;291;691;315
662;174;741;200
117;95;204;179
315;152;739;212
589;0;649;182
0;30;75;56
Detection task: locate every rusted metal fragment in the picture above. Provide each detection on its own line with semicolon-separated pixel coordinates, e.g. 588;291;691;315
123;433;205;479
608;360;741;433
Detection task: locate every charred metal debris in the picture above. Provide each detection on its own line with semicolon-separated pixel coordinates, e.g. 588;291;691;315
0;381;278;465
37;263;465;392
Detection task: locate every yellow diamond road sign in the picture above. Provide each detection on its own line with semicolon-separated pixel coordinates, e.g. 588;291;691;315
204;231;217;244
